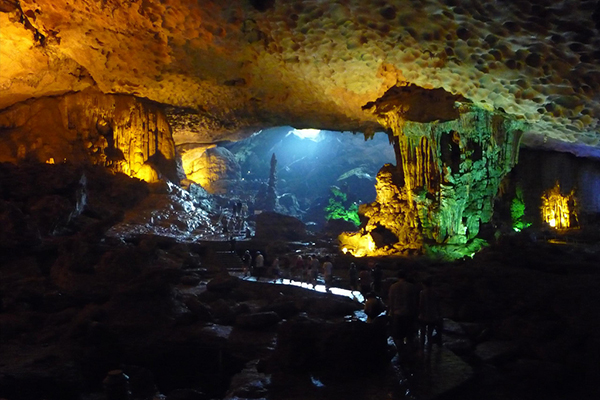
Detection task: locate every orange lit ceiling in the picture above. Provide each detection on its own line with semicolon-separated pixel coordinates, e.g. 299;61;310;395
1;0;599;153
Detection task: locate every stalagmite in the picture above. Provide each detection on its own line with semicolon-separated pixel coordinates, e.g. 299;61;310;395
340;86;526;259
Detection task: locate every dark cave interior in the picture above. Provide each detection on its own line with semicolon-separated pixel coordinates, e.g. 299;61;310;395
2;1;600;399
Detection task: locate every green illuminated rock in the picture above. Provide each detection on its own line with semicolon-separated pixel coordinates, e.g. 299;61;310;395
511;185;532;232
325;186;360;226
341;91;526;260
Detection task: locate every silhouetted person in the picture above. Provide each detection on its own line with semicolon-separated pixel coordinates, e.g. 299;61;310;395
349;262;358;291
255;251;264;280
364;291;386;323
372;263;383;294
229;235;236;251
222;217;229;234
323;255;333;291
271;257;281;282
311;255;320;285
419;276;443;350
359;266;372;296
304;256;312;283
242;250;252;278
388;270;418;351
311;259;319;288
294;255;304;281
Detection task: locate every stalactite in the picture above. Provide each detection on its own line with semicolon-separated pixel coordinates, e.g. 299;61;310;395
341;99;526;260
0;89;177;183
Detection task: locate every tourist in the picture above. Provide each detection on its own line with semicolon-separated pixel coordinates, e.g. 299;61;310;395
388;269;418;350
358;266;372;296
255;251;264;280
281;256;291;281
364;291;386;323
294;255;304;281
372;263;383;294
271;257;281;283
228;235;236;252
349;263;358;291
242;250;252;278
312;255;320;277
311;258;319;288
418;276;443;350
304;256;312;283
323;256;333;291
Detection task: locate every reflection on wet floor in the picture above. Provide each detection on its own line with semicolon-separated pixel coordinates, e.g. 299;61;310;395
239;275;366;303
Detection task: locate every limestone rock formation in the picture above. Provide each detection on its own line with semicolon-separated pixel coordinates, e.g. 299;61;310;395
0;88;178;182
341;99;524;259
180;145;241;193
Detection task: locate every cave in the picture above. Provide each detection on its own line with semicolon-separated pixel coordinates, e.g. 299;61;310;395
2;1;600;400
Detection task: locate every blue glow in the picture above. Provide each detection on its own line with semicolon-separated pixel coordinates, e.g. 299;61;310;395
291;128;321;140
310;375;325;388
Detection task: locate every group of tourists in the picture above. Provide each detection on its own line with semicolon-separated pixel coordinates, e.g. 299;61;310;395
348;262;384;296
241;251;443;351
221;200;250;236
351;262;443;351
240;251;335;291
388;270;442;351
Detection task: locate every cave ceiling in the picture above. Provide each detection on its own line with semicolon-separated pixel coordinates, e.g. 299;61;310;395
1;0;600;155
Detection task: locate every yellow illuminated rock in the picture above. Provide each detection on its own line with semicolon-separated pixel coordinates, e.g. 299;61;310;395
542;182;576;230
0;88;175;182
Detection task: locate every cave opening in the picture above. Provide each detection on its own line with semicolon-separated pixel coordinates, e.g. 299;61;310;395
179;126;396;234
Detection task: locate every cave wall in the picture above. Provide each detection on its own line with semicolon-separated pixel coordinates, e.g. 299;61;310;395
506;149;600;227
0;88;179;182
180;145;241;194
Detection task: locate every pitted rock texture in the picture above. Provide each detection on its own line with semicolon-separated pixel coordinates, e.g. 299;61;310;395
1;0;600;155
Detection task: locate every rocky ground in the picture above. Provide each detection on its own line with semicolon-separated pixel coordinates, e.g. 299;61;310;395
1;163;600;400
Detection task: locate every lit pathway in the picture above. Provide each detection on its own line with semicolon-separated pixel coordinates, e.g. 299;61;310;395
239;276;365;303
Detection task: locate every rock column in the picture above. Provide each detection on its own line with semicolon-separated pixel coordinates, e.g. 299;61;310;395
341;100;525;259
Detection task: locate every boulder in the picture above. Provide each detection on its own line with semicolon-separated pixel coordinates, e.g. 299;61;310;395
0;200;40;249
209;299;236;325
255;211;306;241
28;194;75;236
474;341;520;364
269;318;389;375
259;300;299;319
167;388;208;400
0;344;85;400
442;318;467;335
304;296;362;318
181;295;213;323
224;360;270;400
411;347;474;400
442;335;473;355
179;274;201;286
207;273;240;292
235;311;282;330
